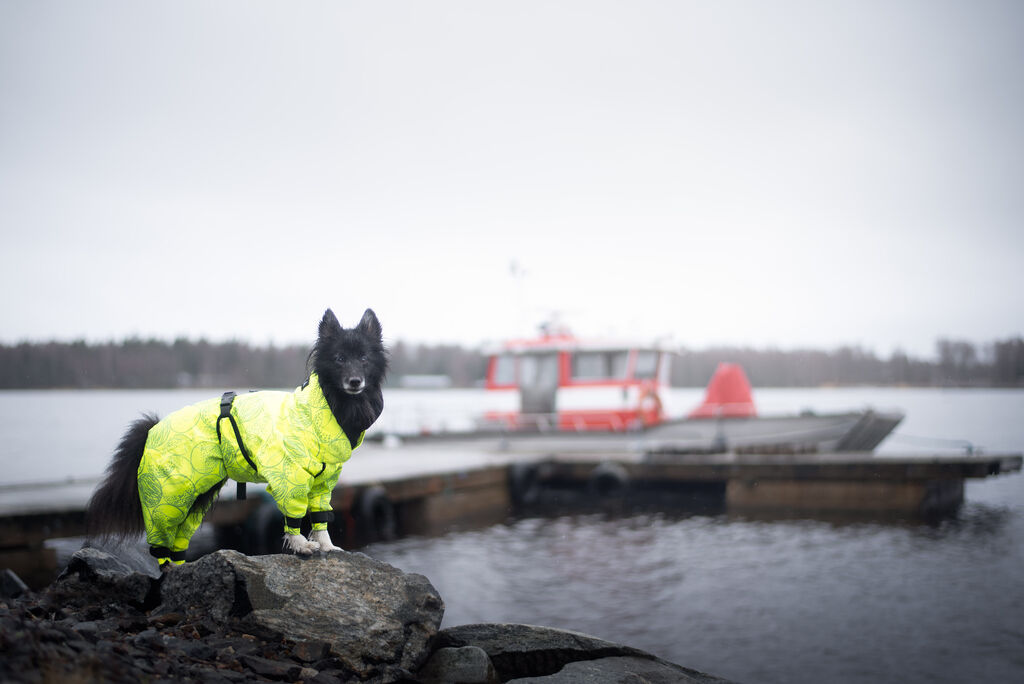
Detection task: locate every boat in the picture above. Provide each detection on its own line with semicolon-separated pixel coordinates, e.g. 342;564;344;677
479;331;903;454
481;327;671;432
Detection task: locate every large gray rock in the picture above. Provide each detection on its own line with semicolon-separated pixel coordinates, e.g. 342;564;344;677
418;645;500;684
56;547;159;608
60;545;159;582
437;623;734;683
157;549;444;682
507;655;728;683
80;538;163;578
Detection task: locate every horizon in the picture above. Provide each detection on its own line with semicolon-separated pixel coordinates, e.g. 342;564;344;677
2;330;1017;363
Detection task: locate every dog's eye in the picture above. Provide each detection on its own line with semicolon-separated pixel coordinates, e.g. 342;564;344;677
335;354;346;363
360;355;368;362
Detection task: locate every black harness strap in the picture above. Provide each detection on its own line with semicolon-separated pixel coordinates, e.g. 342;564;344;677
215;388;329;525
216;391;258;500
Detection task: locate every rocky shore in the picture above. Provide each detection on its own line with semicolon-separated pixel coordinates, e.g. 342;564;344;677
0;546;733;683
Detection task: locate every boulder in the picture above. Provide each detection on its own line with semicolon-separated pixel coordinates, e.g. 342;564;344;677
0;568;29;599
437;623;733;683
79;538;163;578
60;546;157;582
507;655;728;683
6;547;737;684
418;645;500;684
157;549;444;682
56;547;160;609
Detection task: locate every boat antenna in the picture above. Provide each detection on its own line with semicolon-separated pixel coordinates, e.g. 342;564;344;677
510;259;529;335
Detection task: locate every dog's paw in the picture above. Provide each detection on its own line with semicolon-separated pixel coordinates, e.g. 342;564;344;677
282;533;320;555
308;529;342;552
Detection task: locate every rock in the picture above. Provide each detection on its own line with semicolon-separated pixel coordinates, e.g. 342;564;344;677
0;569;29;599
148;611;184;627
418;645;500;684
292;639;332;662
3;545;735;684
56;547;161;609
71;620;101;641
176;638;217;661
238;654;304;680
133;628;167;650
436;624;734;683
436;623;644;679
59;547;137;582
157;549;444;682
118;614;149;632
81;538;163;577
507;655;729;683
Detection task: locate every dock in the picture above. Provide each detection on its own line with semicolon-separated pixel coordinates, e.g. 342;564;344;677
1;438;1020;587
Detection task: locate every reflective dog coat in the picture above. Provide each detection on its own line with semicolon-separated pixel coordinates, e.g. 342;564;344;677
137;373;362;564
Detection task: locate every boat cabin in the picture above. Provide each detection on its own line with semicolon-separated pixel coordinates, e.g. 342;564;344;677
483;334;671;431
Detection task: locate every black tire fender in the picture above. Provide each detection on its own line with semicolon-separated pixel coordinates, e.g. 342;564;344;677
244;495;285;555
588;462;630;497
357;485;397;541
508;462;542;507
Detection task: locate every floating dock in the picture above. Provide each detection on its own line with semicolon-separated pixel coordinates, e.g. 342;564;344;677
1;439;1020;587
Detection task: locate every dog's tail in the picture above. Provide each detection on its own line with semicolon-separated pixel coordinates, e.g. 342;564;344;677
86;413;159;540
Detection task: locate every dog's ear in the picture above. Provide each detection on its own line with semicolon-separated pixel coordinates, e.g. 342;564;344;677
319;309;342;339
357;309;382;341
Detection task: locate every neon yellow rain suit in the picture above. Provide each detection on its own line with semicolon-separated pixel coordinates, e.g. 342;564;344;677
137;373;362;565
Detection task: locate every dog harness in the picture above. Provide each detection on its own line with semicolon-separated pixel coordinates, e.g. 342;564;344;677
214;390;258;500
138;373;363;565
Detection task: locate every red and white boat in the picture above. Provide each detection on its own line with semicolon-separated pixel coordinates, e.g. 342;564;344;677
482;330;672;432
480;332;903;453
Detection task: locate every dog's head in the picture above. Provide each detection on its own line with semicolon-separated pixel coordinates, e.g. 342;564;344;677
312;308;388;396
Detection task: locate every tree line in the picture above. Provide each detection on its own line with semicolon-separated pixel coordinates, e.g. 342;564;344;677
671;338;1024;388
0;336;1021;389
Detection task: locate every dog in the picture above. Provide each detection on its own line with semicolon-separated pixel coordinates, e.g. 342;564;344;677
87;308;387;567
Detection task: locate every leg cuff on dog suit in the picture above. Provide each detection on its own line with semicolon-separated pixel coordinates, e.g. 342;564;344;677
149;546;187;563
308;511;334;524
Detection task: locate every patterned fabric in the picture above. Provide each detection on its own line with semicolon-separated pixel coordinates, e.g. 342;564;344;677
137;373;361;564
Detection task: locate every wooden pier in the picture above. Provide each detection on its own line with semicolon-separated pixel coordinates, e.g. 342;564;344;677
1;440;1020;588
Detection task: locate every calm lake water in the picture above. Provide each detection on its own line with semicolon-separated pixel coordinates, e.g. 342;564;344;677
1;387;1022;683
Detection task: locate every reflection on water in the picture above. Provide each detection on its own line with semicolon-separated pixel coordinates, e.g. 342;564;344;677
922;502;1013;540
365;485;1024;684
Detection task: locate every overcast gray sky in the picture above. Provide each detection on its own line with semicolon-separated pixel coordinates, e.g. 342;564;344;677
2;0;1021;357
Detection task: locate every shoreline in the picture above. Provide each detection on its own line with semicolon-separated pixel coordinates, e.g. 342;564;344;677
0;547;734;684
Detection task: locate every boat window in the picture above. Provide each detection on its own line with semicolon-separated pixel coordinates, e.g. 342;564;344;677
571;351;629;381
519;355;539;386
610;352;629;379
634;351;659;380
519;353;559;390
492;354;517;385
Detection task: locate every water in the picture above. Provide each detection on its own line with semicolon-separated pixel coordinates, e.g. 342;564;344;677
1;387;1022;683
364;481;1024;683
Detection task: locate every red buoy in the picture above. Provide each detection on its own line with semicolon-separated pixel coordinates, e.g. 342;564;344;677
688;362;757;418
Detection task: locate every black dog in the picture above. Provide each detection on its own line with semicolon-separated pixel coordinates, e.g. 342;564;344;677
87;309;387;565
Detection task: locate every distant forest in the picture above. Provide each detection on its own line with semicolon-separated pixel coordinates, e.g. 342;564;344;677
0;337;1022;390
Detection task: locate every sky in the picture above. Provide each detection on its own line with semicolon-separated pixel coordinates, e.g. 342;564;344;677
1;1;1022;358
